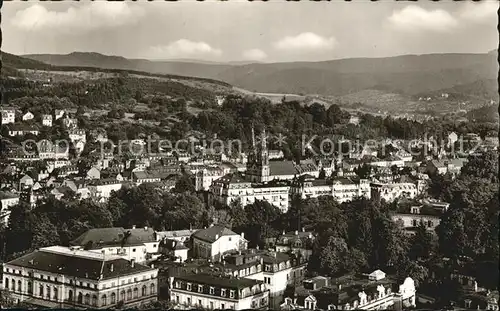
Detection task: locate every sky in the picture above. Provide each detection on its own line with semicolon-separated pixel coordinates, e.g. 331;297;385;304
2;0;498;63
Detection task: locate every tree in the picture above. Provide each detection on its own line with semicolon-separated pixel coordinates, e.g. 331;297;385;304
409;223;435;260
243;200;282;248
173;173;195;193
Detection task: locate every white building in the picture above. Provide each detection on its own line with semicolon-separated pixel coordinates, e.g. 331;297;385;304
331;177;371;203
210;173;290;212
281;272;416;311
195;167;225;191
169;273;269;310
1;108;16;124
22;111;34;121
0;191;20;226
371;182;418;203
71;227;161;263
2;246;158;309
54;109;65;120
68;129;87;144
192;226;248;262
42;114;53;127
87;179;125;202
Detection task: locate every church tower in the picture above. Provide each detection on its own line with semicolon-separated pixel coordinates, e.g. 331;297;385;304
258;128;270;182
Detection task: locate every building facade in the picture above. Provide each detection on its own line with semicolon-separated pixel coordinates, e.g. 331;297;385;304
2;246;158;309
169;273;269;310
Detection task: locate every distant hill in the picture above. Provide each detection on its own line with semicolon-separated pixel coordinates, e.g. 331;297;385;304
3;52;232;88
23;52;498;97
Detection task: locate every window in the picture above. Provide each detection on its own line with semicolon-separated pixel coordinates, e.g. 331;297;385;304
133;248;136;252
265;265;270;272
209;287;215;295
221;303;225;309
153;244;157;248
150;283;155;294
187;283;192;291
17;280;22;292
412;219;417;227
187;297;191;305
198;285;203;293
4;278;8;290
198;299;202;306
39;284;44;296
78;292;83;304
230;290;235;298
92;295;97;306
228;237;232;242
210;301;214;309
120;290;125;302
102;294;107;306
127;289;132;300
46;285;51;299
134;288;138;298
111;292;116;304
428;220;432;228
85;293;90;305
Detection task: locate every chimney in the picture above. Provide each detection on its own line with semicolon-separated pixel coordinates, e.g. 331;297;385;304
144;226;148;231
151;264;155;269
132;225;136;229
215;234;219;240
295;230;298;236
241;232;245;240
110;264;114;272
131;259;135;268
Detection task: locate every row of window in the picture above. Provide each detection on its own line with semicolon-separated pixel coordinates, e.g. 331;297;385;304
174;295;235;309
176;282;235;298
73;283;155;306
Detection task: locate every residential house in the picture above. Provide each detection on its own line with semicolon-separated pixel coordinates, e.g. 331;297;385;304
159;239;189;263
191;226;247;262
426;158;467;176
22;111;34;121
42;114;53;127
274;229;315;262
157;229;198;244
370;182;417;203
2;246;158;308
169;273;269;310
86;167;101;180
87;179;125;202
391;204;443;236
71;226;161;263
54;109;65;120
281;271;416;311
63;116;78;129
1;107;16;124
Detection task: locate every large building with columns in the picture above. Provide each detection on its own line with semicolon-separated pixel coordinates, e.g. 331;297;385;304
2;246;158;309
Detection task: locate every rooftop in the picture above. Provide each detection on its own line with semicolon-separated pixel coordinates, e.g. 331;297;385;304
192;226;239;243
6;246;155;280
174;272;263;290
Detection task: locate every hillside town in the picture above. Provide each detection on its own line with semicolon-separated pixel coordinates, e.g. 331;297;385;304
1;1;499;310
0;103;498;310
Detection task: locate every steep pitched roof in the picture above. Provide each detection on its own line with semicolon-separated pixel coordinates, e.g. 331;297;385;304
192;226;238;243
